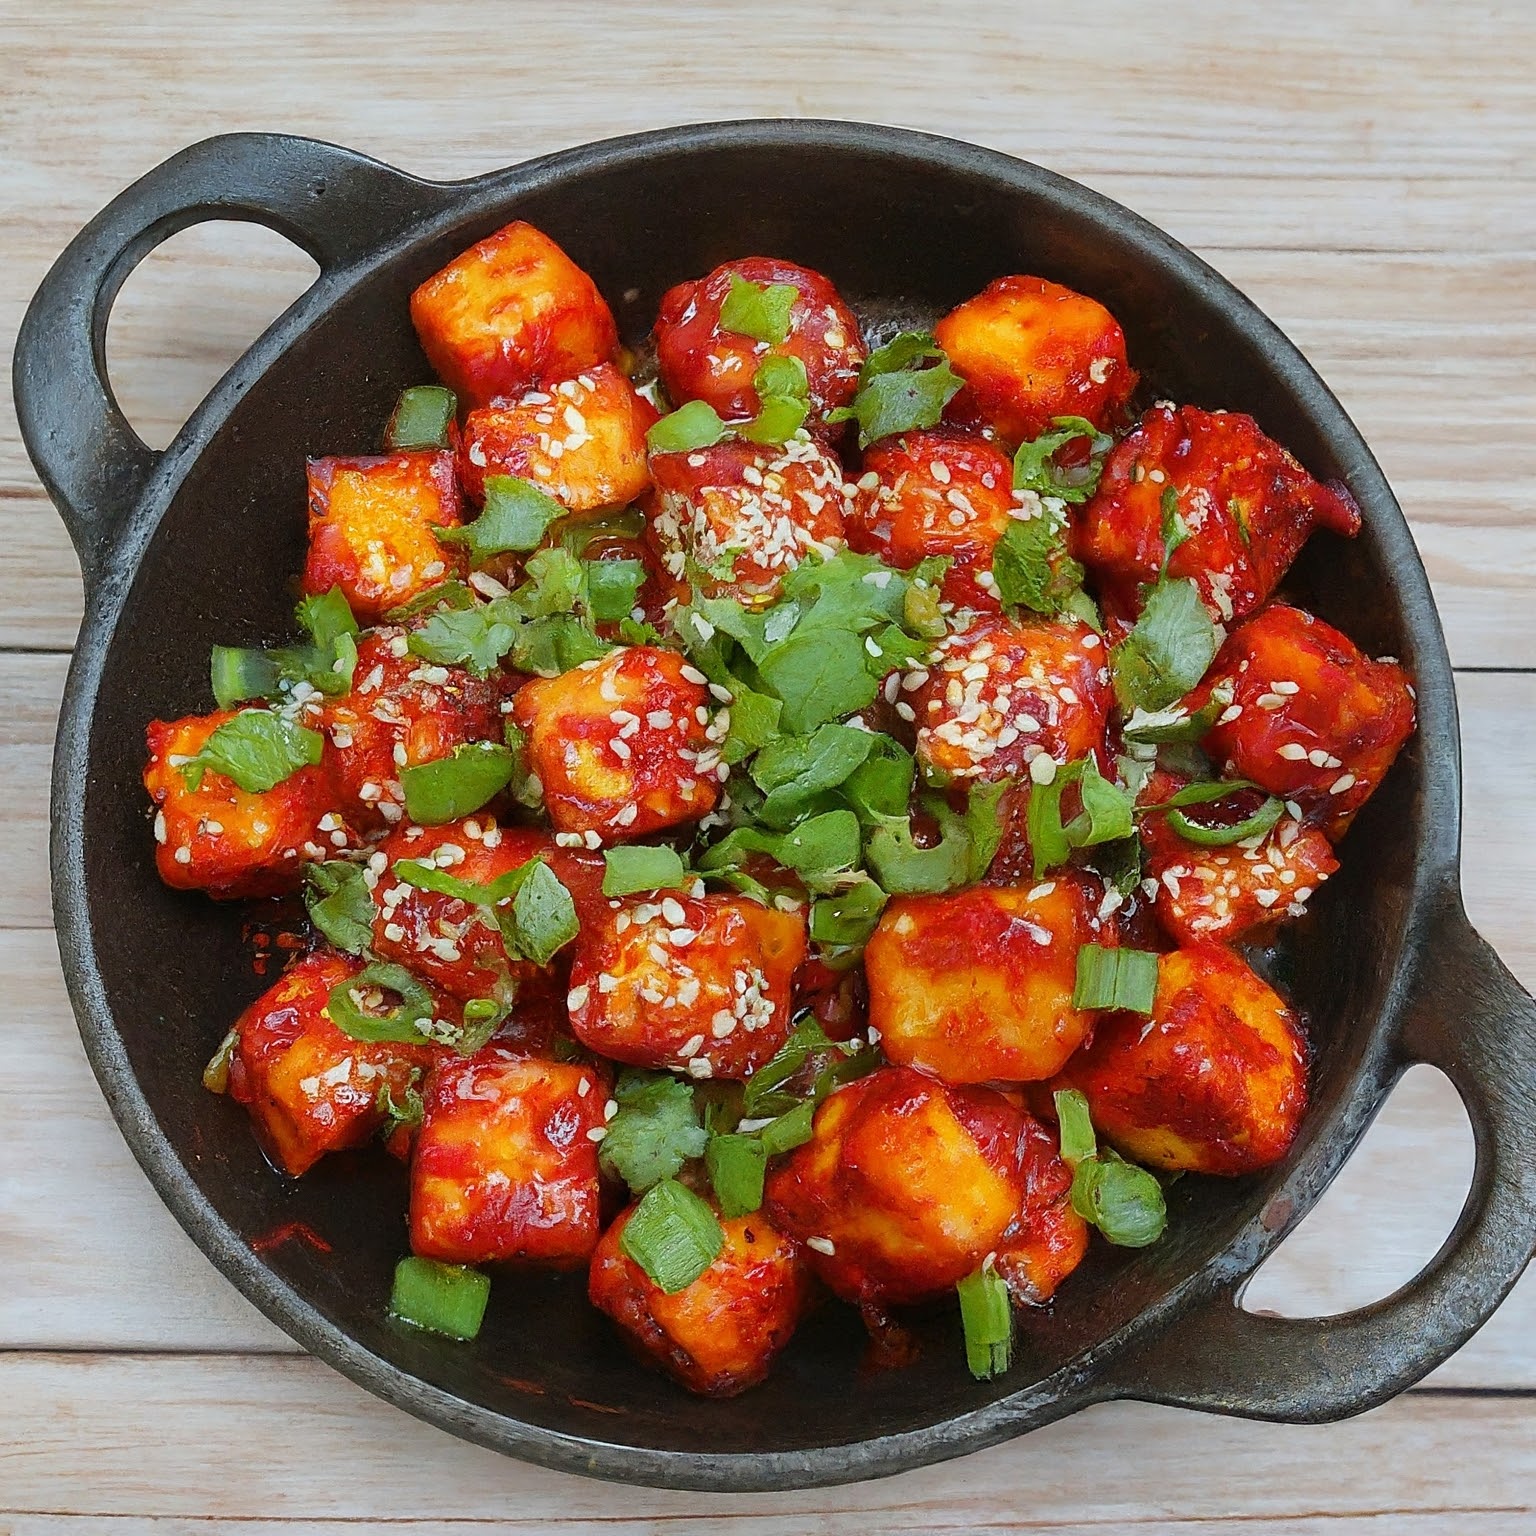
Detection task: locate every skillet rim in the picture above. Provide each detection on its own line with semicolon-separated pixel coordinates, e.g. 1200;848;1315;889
44;117;1460;1489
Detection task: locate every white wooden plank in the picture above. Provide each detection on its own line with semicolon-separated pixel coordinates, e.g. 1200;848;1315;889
0;1355;1529;1526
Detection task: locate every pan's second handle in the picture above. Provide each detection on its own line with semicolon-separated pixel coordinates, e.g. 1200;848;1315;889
1099;894;1536;1421
12;133;451;586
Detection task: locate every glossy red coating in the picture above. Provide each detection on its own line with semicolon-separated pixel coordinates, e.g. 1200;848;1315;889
143;710;347;898
1079;405;1361;627
589;1205;815;1396
653;256;865;427
568;893;807;1080
226;949;442;1177
302;450;464;622
934;274;1136;447
1054;945;1309;1176
410;1046;607;1267
408;220;619;409
1191;603;1417;839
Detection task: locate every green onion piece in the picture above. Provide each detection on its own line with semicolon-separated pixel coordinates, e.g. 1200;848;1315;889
739;393;810;445
327;961;437;1044
705;1134;767;1217
1159;485;1192;572
753;353;809;400
385;385;457;450
1072;944;1160;1014
178;709;324;795
502;720;544;809
1053;1088;1097;1168
646;399;728;454
457;997;508;1056
377;1073;424;1134
1167;796;1285;846
1070;1151;1168;1248
718;274;799;344
600;1071;709;1194
602;844;690;897
303;860;374;956
619;1178;725;1293
400;742;515;824
1122;685;1231;746
438;474;565;563
956;1263;1014;1380
1111;576;1219;713
210;646;281;709
202;1026;239;1094
758;1098;816;1156
389;1256;490;1341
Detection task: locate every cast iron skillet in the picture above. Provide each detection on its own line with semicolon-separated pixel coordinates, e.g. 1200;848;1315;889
15;120;1536;1491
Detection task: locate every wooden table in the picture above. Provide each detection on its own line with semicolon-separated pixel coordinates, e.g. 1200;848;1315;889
4;3;1534;1528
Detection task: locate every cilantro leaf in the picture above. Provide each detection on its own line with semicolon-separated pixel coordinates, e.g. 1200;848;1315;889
991;505;1087;616
752;723;881;829
1112;577;1220;712
599;1070;710;1193
303;861;374;956
439;475;565;563
647;400;728;454
832;358;963;448
407;603;520;675
756;628;879;734
179;710;324;794
602;844;690;897
1012;416;1111;504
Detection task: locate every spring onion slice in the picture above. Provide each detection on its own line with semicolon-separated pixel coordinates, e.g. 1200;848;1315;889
619;1178;724;1294
389;1256;490;1341
1072;944;1160;1013
957;1262;1014;1380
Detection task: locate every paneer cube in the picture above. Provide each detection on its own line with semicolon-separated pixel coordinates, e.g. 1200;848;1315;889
654;256;865;428
1191;603;1416;838
1139;770;1339;944
934;274;1137;446
408;220;618;408
303;450;463;622
322;628;509;830
226;950;441;1176
764;1066;1051;1308
410;1046;607;1266
372;818;608;1003
866;874;1107;1083
588;1205;814;1396
458;364;657;512
510;645;720;838
647;436;851;606
1054;946;1308;1176
567;894;807;1080
846;429;1015;609
144;710;346;899
904;613;1113;784
1079;405;1361;627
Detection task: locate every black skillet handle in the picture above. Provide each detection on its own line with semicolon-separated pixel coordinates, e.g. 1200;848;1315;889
11;133;452;588
1100;892;1536;1421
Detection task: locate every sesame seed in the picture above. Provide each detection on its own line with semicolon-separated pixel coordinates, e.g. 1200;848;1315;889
173;846;192;865
585;1126;608;1142
1029;754;1058;786
1330;773;1357;795
1273;680;1300;694
1277;743;1308;761
680;665;708;685
567;985;591;1011
807;1236;836;1256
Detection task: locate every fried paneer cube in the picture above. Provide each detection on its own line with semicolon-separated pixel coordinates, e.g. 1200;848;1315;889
653;256;865;428
372;818;607;1003
409;1046;607;1267
144;710;345;899
1055;946;1308;1176
322;628;508;830
568;894;807;1080
1079;405;1361;627
934;274;1136;447
226;950;441;1177
904;613;1112;784
510;645;720;838
866;875;1106;1083
846;429;1015;609
648;436;851;605
993;1109;1091;1304
302;450;463;622
766;1067;1081;1308
409;220;618;408
1191;604;1416;838
1139;773;1339;945
458;364;657;512
589;1205;814;1396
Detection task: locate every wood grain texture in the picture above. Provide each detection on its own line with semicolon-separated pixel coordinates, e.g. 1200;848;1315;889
5;1;1535;1526
0;1354;1532;1527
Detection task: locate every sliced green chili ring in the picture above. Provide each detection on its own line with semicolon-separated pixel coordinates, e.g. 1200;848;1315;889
1166;796;1286;846
326;961;437;1045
